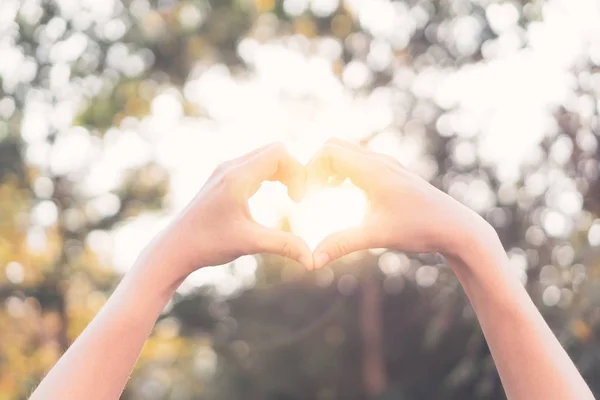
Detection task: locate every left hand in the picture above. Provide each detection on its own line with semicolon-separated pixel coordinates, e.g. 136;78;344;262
305;139;493;269
149;143;314;282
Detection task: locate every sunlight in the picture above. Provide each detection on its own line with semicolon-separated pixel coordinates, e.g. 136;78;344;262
250;181;368;251
86;0;600;294
290;183;368;250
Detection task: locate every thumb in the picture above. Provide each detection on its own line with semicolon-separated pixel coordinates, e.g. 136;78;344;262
252;225;314;269
313;227;372;269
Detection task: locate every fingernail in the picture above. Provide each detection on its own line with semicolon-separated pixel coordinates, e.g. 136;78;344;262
314;253;330;269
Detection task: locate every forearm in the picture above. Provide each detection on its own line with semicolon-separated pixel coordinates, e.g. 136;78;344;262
28;144;312;400
448;225;593;400
30;245;183;400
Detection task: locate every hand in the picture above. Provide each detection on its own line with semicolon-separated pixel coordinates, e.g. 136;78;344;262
150;143;313;281
306;139;495;269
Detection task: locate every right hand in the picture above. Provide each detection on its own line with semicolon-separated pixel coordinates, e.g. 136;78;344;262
147;142;313;282
306;139;496;269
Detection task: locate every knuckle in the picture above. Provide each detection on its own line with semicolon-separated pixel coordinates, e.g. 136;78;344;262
267;141;287;157
215;161;233;175
221;166;242;186
272;141;286;151
334;241;349;258
281;241;294;259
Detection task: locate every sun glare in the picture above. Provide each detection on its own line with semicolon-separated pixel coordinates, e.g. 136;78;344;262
250;181;368;251
290;183;368;250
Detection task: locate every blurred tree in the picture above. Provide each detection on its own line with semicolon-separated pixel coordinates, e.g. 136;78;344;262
1;0;600;399
0;0;172;397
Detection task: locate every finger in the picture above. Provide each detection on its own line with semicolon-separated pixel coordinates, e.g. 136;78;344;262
251;225;314;269
327;138;369;153
306;142;373;189
234;144;273;163
328;175;346;187
214;144;274;176
329;137;409;170
312;227;374;269
247;143;306;202
373;152;406;171
331;138;407;170
306;139;368;188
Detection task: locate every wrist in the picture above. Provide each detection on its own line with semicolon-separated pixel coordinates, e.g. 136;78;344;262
443;221;525;310
128;238;190;299
142;217;213;281
442;213;505;275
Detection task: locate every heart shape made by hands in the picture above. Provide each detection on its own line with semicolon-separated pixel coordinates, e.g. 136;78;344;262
249;180;367;251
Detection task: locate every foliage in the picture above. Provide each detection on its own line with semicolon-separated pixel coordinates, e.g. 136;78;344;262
1;0;600;399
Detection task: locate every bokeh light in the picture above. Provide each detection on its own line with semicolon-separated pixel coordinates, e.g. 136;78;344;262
2;0;600;398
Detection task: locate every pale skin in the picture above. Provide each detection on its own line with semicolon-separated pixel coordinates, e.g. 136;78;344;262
29;140;594;400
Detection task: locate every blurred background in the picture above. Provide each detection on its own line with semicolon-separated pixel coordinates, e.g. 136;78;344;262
1;0;600;398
